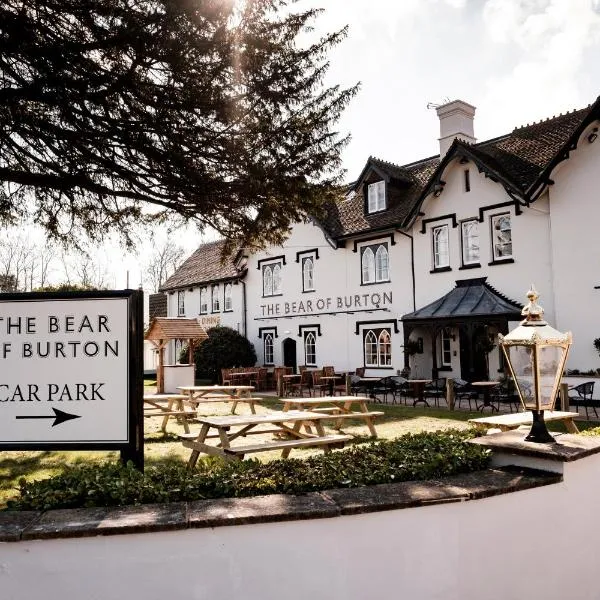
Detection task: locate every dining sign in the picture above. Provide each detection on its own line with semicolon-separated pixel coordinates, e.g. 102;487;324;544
0;290;143;463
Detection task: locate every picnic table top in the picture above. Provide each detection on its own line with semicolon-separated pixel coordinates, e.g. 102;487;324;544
469;410;579;427
284;396;364;404
143;393;188;401
178;385;254;392
195;410;333;427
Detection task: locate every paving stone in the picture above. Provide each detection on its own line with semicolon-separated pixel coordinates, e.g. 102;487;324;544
0;511;41;542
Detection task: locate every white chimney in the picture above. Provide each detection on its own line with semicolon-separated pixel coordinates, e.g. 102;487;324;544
436;100;476;157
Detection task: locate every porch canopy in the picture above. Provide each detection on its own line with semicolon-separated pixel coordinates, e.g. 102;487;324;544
145;317;208;392
401;278;522;379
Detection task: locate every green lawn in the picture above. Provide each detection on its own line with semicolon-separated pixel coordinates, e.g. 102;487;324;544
1;397;597;509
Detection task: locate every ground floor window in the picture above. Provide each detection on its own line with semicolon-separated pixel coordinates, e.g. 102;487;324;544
439;328;452;367
304;331;317;366
264;333;274;365
364;328;392;367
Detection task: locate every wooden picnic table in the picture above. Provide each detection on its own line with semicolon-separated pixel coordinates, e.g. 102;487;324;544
143;393;195;434
469;410;580;434
178;385;259;414
181;410;352;466
282;395;383;438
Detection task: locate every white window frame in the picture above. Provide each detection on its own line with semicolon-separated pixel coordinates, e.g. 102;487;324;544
211;284;220;312
367;181;386;213
432;225;449;269
177;290;185;316
264;333;274;365
304;331;317;366
439;328;452;367
361;243;389;284
224;283;232;311
262;261;283;297
302;257;314;292
461;219;480;265
200;287;208;314
491;213;513;260
363;328;392;367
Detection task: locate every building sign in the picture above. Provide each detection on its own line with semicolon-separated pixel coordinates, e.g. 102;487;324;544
259;291;393;317
0;290;143;454
198;315;220;329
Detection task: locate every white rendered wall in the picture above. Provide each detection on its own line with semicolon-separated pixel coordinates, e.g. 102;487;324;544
3;454;600;600
243;221;414;374
548;120;600;370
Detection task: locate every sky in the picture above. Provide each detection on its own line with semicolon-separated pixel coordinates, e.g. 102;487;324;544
15;0;600;290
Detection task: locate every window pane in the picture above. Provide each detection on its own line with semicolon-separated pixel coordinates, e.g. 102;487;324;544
377;181;385;210
303;257;314;291
462;220;480;264
375;245;389;281
263;266;273;296
305;332;316;365
212;285;220;311
441;329;452;366
378;330;392;366
362;247;375;283
200;288;208;314
492;214;512;259
178;291;185;316
364;330;378;366
272;264;282;294
264;333;274;364
433;226;449;268
224;283;232;311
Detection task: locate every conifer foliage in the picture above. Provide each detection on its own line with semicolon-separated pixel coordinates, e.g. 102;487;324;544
0;0;356;249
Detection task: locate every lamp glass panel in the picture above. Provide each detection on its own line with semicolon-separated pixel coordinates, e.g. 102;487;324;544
506;345;535;407
538;345;566;410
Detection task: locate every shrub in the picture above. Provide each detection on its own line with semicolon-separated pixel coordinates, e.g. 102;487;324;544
182;326;257;382
594;338;600;358
6;430;490;511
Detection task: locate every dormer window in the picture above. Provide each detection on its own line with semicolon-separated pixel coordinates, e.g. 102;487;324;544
367;181;386;213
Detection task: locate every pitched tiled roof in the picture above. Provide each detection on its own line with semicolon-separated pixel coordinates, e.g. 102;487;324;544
321;96;600;239
145;317;208;341
402;278;522;322
159;239;241;291
320;156;439;239
148;293;167;319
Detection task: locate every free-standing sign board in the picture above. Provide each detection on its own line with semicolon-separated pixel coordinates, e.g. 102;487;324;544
0;290;144;467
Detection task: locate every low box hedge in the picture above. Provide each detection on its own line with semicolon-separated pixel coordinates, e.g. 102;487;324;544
6;429;490;511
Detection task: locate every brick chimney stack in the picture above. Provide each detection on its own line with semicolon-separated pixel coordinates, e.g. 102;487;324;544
436;100;476;157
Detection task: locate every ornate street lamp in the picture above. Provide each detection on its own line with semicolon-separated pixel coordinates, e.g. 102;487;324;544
498;286;572;443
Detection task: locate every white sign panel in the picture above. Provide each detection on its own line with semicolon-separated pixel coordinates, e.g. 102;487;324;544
0;297;129;444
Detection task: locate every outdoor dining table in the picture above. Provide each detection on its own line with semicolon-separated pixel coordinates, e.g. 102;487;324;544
356;377;382;399
177;385;258;414
282;395;383;437
281;373;300;396
472;381;500;412
320;375;341;397
408;379;432;407
143;393;194;433
180;410;351;466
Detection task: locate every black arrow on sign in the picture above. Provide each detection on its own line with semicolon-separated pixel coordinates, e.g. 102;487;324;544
16;408;81;427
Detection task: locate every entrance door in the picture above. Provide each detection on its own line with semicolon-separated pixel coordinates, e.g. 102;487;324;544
282;338;297;372
459;325;489;381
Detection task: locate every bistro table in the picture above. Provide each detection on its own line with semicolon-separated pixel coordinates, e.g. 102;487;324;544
143;393;194;433
320;375;342;397
178;385;258;414
408;379;433;407
228;371;256;385
282;395;383;437
472;381;501;412
355;377;382;399
280;373;301;397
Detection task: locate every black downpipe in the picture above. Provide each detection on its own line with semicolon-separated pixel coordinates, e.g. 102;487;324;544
396;230;416;312
241;279;247;337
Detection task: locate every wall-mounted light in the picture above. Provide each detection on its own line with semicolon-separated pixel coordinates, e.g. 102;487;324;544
588;127;598;144
433;181;446;197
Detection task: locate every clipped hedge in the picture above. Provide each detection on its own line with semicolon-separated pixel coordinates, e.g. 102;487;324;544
6;430;490;511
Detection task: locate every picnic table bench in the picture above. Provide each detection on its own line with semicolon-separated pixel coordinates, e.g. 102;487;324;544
468;410;580;434
143;394;195;433
282;395;383;438
181;410;352;466
178;385;259;414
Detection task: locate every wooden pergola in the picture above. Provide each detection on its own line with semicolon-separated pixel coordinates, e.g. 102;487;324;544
145;318;209;393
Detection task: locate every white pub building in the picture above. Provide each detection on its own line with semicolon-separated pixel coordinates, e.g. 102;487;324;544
159;94;600;381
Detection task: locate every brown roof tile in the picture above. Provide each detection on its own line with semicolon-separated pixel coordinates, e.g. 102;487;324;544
159;239;241;291
145;317;208;342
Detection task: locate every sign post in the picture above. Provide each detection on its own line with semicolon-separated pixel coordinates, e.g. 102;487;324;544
0;289;144;469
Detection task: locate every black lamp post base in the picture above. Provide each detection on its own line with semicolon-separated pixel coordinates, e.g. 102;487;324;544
524;410;555;443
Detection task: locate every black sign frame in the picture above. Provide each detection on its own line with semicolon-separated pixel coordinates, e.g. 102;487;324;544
0;289;144;469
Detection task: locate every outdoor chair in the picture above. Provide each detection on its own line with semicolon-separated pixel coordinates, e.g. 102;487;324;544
453;378;478;411
424;378;446;407
311;369;328;396
387;376;409;404
350;374;366;396
493;378;520;413
249;367;267;391
568;381;598;419
289;368;313;397
221;368;232;386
